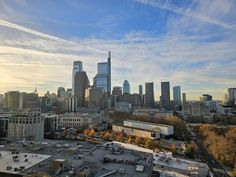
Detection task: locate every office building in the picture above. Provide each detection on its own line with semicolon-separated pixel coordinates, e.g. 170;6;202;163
59;112;103;129
119;93;142;108
85;87;105;109
74;71;89;109
112;86;122;96
0;94;4;105
123;80;130;94
139;85;143;95
19;92;38;110
200;94;213;103
161;82;170;109
5;91;20;110
145;82;154;108
57;87;66;97
182;102;210;118
93;52;111;96
72;61;83;112
173;86;181;106
8;108;44;141
182;92;187;105
44;114;59;133
111;86;122;107
113;120;174;139
228;88;236;107
0;117;8;138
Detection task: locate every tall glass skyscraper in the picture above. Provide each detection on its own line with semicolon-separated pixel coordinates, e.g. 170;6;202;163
123;80;130;94
139;85;143;95
72;61;83;112
94;52;111;96
173;86;181;105
145;82;154;108
161;82;170;109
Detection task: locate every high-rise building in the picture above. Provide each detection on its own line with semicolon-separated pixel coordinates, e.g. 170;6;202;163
74;71;89;109
228;88;236;107
93;52;111;96
5;91;20;110
72;61;83;112
85;87;105;109
139;85;143;95
182;92;187;104
112;86;122;96
200;94;212;103
161;82;170;109
0;94;4;107
19;92;38;110
119;93;142;108
57;87;66;97
123;80;130;94
173;86;181;105
145;82;154;108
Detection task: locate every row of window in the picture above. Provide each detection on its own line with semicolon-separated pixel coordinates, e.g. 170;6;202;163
62;118;81;122
9;118;42;124
61;123;81;126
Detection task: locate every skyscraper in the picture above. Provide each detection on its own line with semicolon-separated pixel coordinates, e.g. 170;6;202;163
74;71;89;109
5;91;20;110
57;87;66;97
123;80;130;94
94;52;111;96
112;86;122;96
145;82;154;108
228;88;236;107
161;82;170;109
139;85;143;95
72;61;83;112
173;86;181;105
182;92;187;105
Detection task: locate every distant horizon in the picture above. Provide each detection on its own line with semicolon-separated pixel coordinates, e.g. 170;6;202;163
0;0;236;100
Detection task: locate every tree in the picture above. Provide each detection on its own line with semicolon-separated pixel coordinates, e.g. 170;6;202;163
134;136;142;145
89;129;95;137
184;144;195;159
103;132;112;140
127;136;133;144
84;129;91;136
144;138;153;149
170;144;177;154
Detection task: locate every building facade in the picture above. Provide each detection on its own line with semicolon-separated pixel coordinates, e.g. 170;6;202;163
161;82;170;109
74;71;89;109
123;80;130;94
93;52;111;96
145;82;154;108
173;86;181;106
8;108;44;141
59;113;103;129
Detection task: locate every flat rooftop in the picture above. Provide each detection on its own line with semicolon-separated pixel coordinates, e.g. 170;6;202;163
0;151;51;174
0;139;151;177
124;120;174;128
153;152;209;176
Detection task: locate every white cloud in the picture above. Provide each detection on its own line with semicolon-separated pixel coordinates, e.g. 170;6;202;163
0;2;236;100
135;0;236;30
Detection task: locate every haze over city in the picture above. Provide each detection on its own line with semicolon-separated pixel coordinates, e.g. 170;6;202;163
0;0;236;100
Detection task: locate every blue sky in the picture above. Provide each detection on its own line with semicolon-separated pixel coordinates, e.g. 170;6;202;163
0;0;236;100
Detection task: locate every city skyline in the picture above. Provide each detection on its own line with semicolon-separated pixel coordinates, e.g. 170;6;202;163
0;0;236;100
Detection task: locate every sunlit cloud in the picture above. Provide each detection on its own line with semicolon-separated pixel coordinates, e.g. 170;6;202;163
0;0;235;100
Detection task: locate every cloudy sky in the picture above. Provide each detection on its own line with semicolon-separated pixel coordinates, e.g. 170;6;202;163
0;0;236;100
